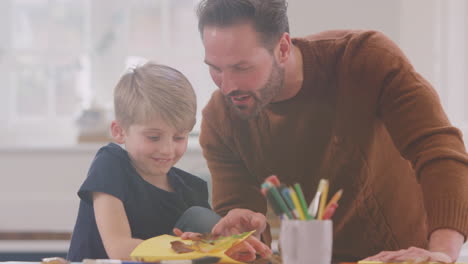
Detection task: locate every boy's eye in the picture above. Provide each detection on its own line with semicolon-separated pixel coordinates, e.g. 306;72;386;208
148;136;160;141
174;136;186;141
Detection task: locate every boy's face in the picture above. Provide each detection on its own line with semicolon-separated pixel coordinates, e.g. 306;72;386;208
112;116;189;180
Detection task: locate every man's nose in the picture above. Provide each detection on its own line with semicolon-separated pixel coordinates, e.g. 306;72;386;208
220;72;237;95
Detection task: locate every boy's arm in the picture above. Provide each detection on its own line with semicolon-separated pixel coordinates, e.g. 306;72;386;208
93;192;143;259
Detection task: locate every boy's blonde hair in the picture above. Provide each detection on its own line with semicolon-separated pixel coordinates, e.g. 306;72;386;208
114;62;196;131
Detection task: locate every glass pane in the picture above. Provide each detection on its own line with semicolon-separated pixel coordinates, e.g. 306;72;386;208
466;3;468;124
54;61;81;117
14;56;48;116
0;70;9;123
47;0;85;52
11;0;49;51
170;0;199;51
128;0;164;58
12;0;85;52
0;1;9;123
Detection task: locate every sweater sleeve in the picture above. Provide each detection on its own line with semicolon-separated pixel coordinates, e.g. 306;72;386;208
346;31;468;239
199;95;267;218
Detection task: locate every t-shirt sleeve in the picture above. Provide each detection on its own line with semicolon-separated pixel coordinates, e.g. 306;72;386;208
78;148;129;204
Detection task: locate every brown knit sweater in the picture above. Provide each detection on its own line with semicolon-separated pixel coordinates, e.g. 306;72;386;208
199;30;468;261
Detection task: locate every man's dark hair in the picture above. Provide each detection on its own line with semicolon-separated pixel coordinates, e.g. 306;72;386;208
196;0;289;50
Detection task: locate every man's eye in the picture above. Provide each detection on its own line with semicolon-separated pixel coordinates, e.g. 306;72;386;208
210;66;222;73
235;66;251;72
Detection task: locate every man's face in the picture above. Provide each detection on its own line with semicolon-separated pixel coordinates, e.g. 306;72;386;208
203;22;285;119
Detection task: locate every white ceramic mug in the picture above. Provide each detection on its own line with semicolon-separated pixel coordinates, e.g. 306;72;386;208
279;220;333;264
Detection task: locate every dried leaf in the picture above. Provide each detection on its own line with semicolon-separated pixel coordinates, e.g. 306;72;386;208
170;240;195;253
197;233;221;245
172;231;254;254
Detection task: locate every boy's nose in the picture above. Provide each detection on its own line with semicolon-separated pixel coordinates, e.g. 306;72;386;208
159;139;174;155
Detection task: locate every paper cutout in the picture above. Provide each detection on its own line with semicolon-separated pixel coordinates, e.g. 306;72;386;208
130;231;255;264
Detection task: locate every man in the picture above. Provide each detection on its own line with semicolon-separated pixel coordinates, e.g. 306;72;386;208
196;0;468;262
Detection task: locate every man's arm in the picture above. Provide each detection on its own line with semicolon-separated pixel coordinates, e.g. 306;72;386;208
199;95;267;216
199;95;270;243
428;228;465;261
347;31;468;262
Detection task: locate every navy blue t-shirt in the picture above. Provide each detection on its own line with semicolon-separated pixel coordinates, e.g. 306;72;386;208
67;143;211;261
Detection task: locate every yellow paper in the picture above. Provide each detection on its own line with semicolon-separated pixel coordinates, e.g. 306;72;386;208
130;231;255;264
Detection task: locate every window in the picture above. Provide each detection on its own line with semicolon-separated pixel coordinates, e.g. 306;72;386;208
433;0;467;139
0;0;215;146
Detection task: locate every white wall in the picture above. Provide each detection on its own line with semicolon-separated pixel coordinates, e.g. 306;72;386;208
288;0;401;41
0;146;95;232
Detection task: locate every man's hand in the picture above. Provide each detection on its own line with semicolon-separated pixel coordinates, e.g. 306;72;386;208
211;208;267;239
361;247;452;263
225;236;272;262
362;228;464;263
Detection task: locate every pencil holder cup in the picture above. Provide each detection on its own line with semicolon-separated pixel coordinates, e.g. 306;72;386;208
279;219;333;264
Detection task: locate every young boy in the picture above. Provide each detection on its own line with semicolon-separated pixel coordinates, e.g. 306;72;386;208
67;63;221;261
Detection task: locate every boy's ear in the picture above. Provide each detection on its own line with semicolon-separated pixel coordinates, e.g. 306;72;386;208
111;120;126;144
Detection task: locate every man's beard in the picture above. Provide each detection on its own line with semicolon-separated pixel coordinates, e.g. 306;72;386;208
226;62;285;120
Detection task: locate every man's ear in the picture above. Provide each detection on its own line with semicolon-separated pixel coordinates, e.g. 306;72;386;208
275;32;291;65
111;120;126;144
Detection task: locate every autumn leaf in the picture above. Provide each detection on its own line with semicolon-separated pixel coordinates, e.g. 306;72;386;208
170;240;195;253
171;231;255;254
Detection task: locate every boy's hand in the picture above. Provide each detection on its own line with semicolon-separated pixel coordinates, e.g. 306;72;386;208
173;228;202;240
172;228;272;262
